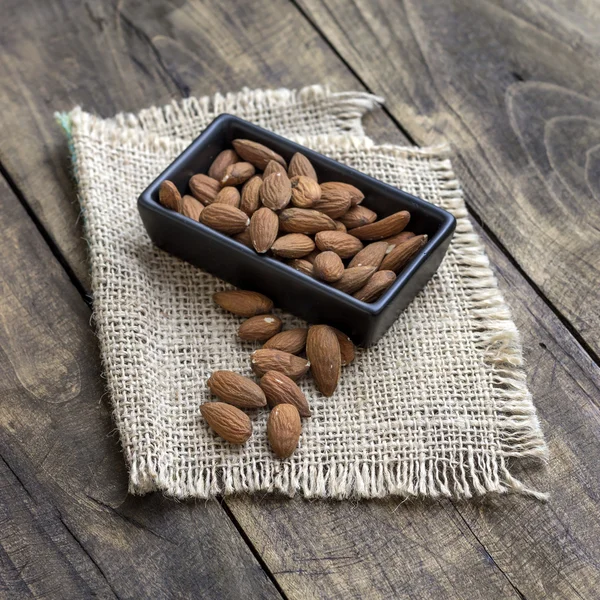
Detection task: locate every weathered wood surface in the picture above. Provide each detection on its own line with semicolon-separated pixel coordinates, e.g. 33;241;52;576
298;0;600;356
0;0;599;598
0;176;281;599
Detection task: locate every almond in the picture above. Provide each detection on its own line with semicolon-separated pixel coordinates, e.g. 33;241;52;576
233;228;253;249
200;203;250;234
208;149;239;181
290;175;321;208
159;180;183;211
348;241;388;269
334;221;347;232
263;160;288;178
251;349;310;380
353;270;396;302
315;231;363;259
181;194;203;220
221;162;256;186
240;175;262;216
213;290;274;317
232;139;286;170
333;182;364;206
260;371;311;417
303;250;320;264
313;251;344;282
288;259;314;277
260;172;292;210
331;327;355;366
306;325;341;397
238;314;282;341
383;230;416;252
189;174;221;205
263;328;308;354
200;402;252;444
380;234;428;273
314;182;352;218
271;234;315;258
279;208;337;234
288;152;317;181
339;205;377;229
333;266;377;294
349;210;410;240
207;371;267;408
267;404;301;458
250;207;279;253
214;186;241;207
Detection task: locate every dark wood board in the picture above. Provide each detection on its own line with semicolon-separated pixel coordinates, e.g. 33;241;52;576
0;175;281;599
297;0;600;356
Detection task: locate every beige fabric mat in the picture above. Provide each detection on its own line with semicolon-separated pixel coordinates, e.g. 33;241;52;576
61;85;547;500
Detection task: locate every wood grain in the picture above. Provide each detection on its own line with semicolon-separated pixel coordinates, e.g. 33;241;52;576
0;176;281;599
0;0;398;290
298;0;600;355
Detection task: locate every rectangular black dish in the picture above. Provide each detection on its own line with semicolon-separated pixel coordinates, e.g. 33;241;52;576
138;114;456;346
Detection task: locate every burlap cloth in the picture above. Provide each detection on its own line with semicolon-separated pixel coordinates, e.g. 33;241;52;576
60;85;547;500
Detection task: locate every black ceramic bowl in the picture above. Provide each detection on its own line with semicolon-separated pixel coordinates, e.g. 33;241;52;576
138;114;456;346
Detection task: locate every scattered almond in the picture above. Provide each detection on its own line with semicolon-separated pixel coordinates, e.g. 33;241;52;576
208;149;239;181
279;208;337;234
181;194;203;220
348;241;388;269
200;402;252;444
306;325;341;397
159;180;183;212
260;371;311;417
200;203;250;234
339;205;377;229
207;371;267;408
263;328;308;354
353;270;396;302
315;231;363;259
251;349;310;380
214;186;241;207
288;152;317;181
313;251;344;282
290;175;321;208
232;139;286;170
213;290;273;317
271;233;315;258
380;234;428;273
238;315;283;341
267;404;301;458
331;327;355;366
349;210;410;240
189;174;221;205
333;266;377;294
250;207;279;253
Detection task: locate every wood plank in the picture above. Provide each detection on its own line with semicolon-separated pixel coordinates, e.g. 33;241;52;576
0;0;398;290
297;0;600;355
0;175;281;599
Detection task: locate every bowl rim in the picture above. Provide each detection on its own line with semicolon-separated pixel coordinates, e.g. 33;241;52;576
138;113;456;315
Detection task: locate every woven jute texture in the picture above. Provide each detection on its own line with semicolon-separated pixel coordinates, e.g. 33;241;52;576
61;85;547;500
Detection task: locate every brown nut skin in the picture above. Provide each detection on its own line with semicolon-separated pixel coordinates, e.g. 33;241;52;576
271;234;315;259
288;152;318;181
208;149;239;181
199;204;250;234
290;175;321;208
250;207;279;253
331;327;355;366
232;139;286;170
240;175;263;216
348;242;388;269
159;180;183;211
379;234;428;273
306;325;341;397
267;404;302;459
349;210;410;240
353;270;396;303
200;402;252;444
213;290;273;317
313;251;344;282
221;162;256;187
238;315;283;342
189;173;221;205
260;370;311;417
263;328;308;354
315;231;363;259
251;349;310;380
207;371;267;408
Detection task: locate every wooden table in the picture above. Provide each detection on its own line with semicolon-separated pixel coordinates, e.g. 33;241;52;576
1;1;599;598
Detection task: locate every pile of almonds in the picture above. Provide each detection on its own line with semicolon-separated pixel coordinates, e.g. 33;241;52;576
200;289;355;458
159;139;428;303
